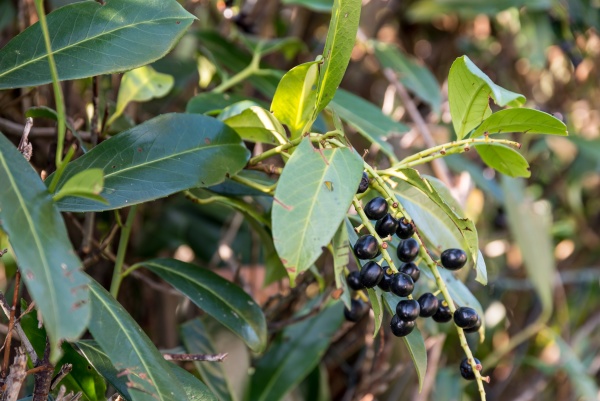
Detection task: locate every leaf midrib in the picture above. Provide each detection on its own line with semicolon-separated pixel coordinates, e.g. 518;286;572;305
458;82;487;139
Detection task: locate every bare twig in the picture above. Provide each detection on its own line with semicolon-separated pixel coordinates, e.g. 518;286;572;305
0;292;37;365
54;385;82;401
32;338;53;401
0;249;7;257
0;117;91;140
17;118;33;161
2;272;21;376
2;348;28;401
162;353;228;362
50;363;73;390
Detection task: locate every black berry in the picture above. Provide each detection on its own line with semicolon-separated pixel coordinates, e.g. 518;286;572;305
344;299;369;322
400;262;420;283
364;197;388;220
354;235;380;260
417;293;439;317
390;272;414;297
390;314;415;337
346;271;364;291
440;248;468;270
396;299;420;321
432;301;452;323
359;261;384;288
375;214;399;237
396;218;415;239
357;172;370;193
464;315;482;333
397;238;419;262
377;267;393;292
460;357;481;380
453;307;479;329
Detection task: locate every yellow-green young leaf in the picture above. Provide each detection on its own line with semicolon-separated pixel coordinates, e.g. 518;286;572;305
448;56;525;140
471;108;568;138
53;168;107;204
224;106;287;144
197;55;217;89
271;61;319;140
108;66;174;126
475;143;531;178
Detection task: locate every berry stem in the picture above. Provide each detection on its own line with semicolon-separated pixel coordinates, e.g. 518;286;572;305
363;163;411;221
248;131;341;165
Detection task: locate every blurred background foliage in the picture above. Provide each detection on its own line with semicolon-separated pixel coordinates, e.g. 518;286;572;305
0;0;599;400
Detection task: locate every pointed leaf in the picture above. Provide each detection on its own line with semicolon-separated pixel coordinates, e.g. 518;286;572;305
475;143;531;178
367;287;383;336
224;106;287;144
0;0;195;89
471;108;568;138
0;132;90;359
142;258;267;353
48;113;250;212
171;365;218;401
330;221;351;309
53;168;106;204
448;56;525;140
272;138;363;283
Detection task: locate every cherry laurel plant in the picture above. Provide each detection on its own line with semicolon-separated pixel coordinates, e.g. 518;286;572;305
0;0;568;400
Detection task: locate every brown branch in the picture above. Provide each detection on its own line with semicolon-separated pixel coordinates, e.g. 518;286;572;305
50;363;73;390
162;353;228;362
17;118;32;161
1;348;28;401
0;292;37;365
0;249;7;257
32;338;53;401
0;117;91;140
2;272;21;377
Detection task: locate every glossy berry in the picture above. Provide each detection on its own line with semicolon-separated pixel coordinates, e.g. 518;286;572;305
390;272;414;297
375;214;399;237
432;301;452;323
400;262;420;283
346;271;364;291
354;235;380;260
464;315;482;333
357;172;370;194
417;293;439;317
453;307;479;329
377;267;393;292
344;299;369;322
390;314;415;337
460;358;481;380
397;238;420;262
359;262;384;288
396;218;415;239
396;299;420;321
440;248;468;270
364;197;388;220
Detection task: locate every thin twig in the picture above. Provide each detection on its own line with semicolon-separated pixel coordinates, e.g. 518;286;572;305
2;348;28;401
50;363;73;390
0;292;37;365
17;118;33;161
0;117;91;140
162;353;228;362
0;249;7;257
2;271;21;376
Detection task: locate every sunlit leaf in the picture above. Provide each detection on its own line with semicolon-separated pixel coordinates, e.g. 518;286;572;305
475;143;531;178
471;108;567;138
224;106;287;144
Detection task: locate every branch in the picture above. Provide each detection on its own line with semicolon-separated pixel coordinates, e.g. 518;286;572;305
2;348;28;401
162;353;228;362
0;292;38;365
0;117;91;140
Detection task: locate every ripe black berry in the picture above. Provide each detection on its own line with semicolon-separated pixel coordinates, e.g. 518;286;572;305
375;214;399;237
417;293;439;317
357;172;370;194
346;271;364;291
390;272;414;297
344;299;369;322
377;267;393;292
464;315;482;333
397;238;419;262
453;307;479;329
432;301;452;323
359;262;384;288
364;197;388;220
396;218;415;239
400;262;420;283
460;357;481;380
440;248;468;270
354;235;380;260
390;314;415;337
396;299;420;321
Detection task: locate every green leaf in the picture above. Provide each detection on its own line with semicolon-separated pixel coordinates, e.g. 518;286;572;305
87;280;190;401
181;319;239;401
49;113;250;212
141;258;267;353
281;0;334;12
372;41;442;114
0;132;90;360
330;221;351;309
107;66;174;126
0;0;195;89
313;0;362;115
272;138;364;283
249;302;344;401
471;108;568;138
448;56;525;140
186;93;247;115
271;61;320;140
218;100;263;121
224;106;287;144
53;168;107;204
367;287;383;336
171;365;218;401
329;89;408;159
475;143;531;178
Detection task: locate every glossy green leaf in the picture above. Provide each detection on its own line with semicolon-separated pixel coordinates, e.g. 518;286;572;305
448;56;525;140
53;168;106;204
218;100;263;121
272;138;363;283
372;41;441;114
271;61;320;140
281;0;334;12
186;93;247;115
107;66;174;126
142;258;267;353
329;89;408;159
49;113;250;212
330;221;351;309
367;288;383;336
224;106;287;144
0;132;90;360
181;319;239;401
171;365;218;401
249;302;344;401
475;143;531;178
0;0;195;89
471;108;567;138
313;0;362;115
87;280;190;401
